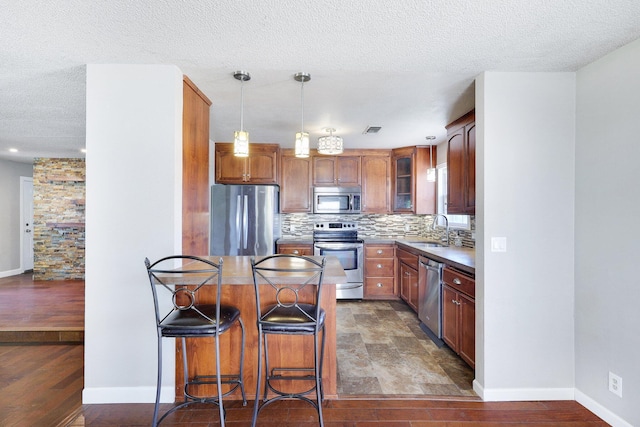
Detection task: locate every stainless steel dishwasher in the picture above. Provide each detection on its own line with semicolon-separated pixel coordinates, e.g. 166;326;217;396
418;256;445;346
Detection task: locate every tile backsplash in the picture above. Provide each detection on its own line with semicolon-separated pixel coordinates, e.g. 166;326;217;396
282;213;475;248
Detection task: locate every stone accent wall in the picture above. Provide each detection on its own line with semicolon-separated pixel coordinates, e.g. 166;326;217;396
33;158;86;280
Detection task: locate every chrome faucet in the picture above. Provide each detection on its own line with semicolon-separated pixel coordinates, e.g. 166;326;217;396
431;214;449;246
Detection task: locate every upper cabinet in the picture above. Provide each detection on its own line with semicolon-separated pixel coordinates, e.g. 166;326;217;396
391;146;437;214
446;111;475;215
215;143;279;184
361;153;391;213
312;156;361;187
280;149;313;213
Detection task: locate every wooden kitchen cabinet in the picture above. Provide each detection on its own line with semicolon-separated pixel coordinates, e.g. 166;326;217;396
276;243;314;256
215;142;279;184
397;247;419;311
441;267;475;368
446;110;475;215
182;76;211;256
364;244;396;299
391;146;437;214
361;154;391;213
312;155;361;187
279;150;312;213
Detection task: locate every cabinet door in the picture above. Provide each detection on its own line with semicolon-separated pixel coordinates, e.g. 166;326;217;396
312;157;337;185
336;156;361;186
392;151;414;212
465;123;476;214
441;285;459;352
399;262;418;312
246;144;278;184
280;154;312;212
459;292;475;368
361;155;390;213
447;128;465;214
215;145;248;183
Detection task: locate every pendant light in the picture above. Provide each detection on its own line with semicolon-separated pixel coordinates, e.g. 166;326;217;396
233;71;250;157
294;72;310;158
426;136;436;182
318;128;344;155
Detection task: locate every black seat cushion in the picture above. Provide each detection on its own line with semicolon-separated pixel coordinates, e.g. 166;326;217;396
260;303;325;334
160;304;241;336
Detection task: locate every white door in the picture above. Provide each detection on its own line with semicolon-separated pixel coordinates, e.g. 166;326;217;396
20;177;34;271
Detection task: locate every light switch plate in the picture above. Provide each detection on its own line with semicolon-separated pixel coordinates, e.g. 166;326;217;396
491;237;507;252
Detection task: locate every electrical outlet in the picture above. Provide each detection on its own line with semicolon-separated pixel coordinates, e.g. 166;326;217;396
609;372;622;397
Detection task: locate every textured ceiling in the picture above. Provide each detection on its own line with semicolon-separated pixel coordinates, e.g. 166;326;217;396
2;0;640;162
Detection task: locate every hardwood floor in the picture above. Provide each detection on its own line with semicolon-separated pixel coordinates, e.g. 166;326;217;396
0;273;608;426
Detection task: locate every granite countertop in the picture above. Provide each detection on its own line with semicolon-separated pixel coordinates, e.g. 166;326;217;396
277;236;475;275
395;241;475;275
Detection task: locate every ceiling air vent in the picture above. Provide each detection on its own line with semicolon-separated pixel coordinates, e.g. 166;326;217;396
363;126;382;134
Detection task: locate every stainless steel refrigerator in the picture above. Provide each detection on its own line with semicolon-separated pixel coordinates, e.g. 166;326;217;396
210;184;280;256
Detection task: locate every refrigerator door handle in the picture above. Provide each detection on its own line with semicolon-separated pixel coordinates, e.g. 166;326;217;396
236;195;242;249
242;194;249;249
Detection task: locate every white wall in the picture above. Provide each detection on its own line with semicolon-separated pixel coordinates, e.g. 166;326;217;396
0;158;33;275
574;38;640;427
83;64;183;403
475;72;576;400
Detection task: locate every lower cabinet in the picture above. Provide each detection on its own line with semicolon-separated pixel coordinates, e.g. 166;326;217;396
364;244;396;299
442;267;475;368
276;243;313;256
397;247;419;311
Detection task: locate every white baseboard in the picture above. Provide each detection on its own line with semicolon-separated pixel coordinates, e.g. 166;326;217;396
575;389;633;427
474;380;574;401
0;269;23;279
82;386;174;404
473;381;631;426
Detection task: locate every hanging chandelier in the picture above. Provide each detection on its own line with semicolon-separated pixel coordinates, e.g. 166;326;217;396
233;71;250;157
317;128;343;155
294;72;310;158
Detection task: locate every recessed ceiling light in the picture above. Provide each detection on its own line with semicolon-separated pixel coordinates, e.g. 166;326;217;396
9;148;18;153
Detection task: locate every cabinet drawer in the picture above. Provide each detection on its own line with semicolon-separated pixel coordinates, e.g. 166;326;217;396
365;245;395;258
365;258;395;277
276;244;313;256
443;267;475;298
396;248;418;269
365;277;395;297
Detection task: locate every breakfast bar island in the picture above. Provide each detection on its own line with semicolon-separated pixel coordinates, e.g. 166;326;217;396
174;255;346;401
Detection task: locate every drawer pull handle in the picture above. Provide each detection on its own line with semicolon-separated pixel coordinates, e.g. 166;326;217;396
377;264;382;268
377;250;383;254
292;250;299;254
453;278;462;285
376;283;383;288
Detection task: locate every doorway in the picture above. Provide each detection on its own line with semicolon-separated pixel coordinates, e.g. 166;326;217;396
20;177;34;272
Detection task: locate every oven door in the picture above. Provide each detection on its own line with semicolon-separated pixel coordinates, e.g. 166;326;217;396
313;241;363;299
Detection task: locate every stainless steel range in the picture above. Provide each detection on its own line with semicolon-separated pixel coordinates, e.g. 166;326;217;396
313;221;364;299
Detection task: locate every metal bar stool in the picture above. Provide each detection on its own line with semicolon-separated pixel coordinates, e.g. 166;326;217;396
250;254;326;427
145;255;247;426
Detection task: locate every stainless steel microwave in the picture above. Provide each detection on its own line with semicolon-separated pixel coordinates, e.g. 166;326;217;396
313;186;361;214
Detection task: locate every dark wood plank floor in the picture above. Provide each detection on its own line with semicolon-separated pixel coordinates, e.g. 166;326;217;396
0;273;608;426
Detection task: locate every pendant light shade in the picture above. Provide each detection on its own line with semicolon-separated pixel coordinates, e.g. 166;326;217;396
233;71;250;157
426;136;436;182
294;72;310;158
318;128;343;155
